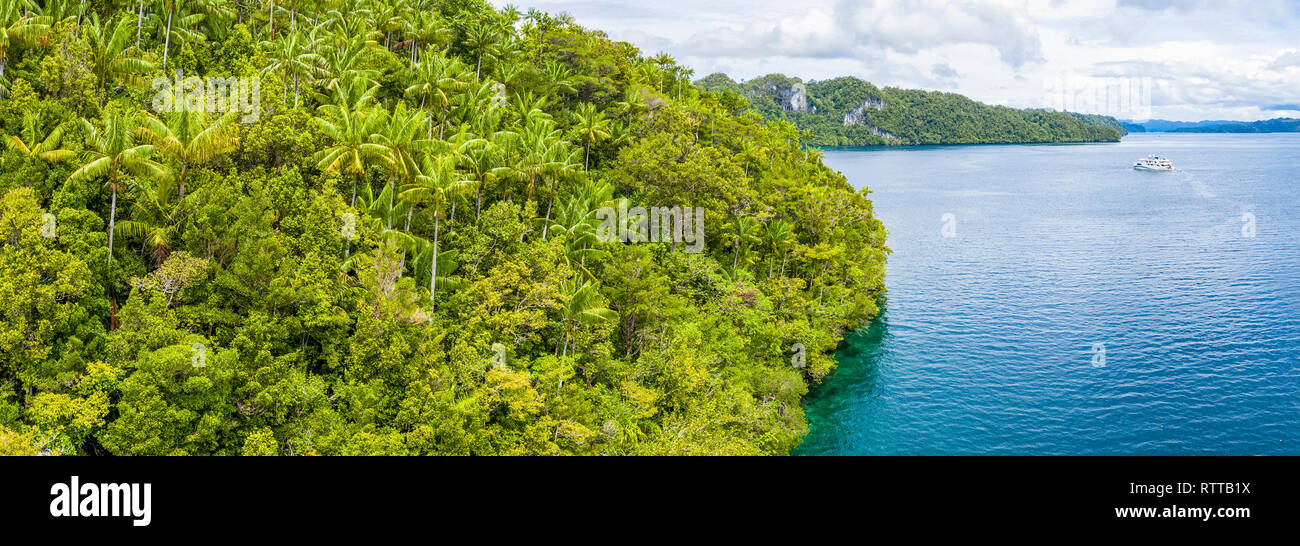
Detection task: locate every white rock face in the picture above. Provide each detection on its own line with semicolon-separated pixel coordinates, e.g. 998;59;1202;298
843;98;898;141
843;98;886;126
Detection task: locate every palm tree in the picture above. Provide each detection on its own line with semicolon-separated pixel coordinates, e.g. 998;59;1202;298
369;0;404;48
538;140;580;240
155;0;185;69
721;213;759;271
403;8;452;65
571;102;610;171
544;60;577;97
68;107;166;267
372;102;432;228
312;102;389;206
261;29;322;108
405;53;469;139
138;106;240;200
462;19;500;81
650;52;675;93
317;32;379;91
399;154;471;314
462;137;500;218
676;67;694;101
761;219;793;278
557;278;617;357
548;195;606;281
4;110;74;164
0;0;49;100
84;14;155;106
114;176;191;266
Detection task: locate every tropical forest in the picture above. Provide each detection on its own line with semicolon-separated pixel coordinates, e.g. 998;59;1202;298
0;0;888;455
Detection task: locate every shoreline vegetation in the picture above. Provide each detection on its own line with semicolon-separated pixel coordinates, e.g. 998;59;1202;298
697;73;1127;147
0;0;887;455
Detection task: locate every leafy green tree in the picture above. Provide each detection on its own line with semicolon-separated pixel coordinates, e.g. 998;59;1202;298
0;0;48;100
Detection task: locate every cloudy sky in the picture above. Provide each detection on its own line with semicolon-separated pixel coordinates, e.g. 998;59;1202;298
490;0;1300;121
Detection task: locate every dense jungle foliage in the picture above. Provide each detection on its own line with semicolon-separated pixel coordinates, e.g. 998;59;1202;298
0;0;888;455
698;73;1126;146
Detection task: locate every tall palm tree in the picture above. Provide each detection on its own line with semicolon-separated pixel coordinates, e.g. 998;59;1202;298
571;102;610;171
650;52;675;93
5;110;74;163
761;219;793;278
312;102;389;206
155;0;183;69
405;52;469;139
84;13;155;106
68;107;166;266
402;8;451;65
372;102;432;228
261;29;322;108
462;137;500;218
0;0;49;100
557;279;617;357
462;19;500;81
138;106;240;200
721;213;759;271
538;140;580;240
399;154;471;314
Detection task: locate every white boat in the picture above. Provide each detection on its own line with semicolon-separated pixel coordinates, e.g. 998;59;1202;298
1133;155;1175;171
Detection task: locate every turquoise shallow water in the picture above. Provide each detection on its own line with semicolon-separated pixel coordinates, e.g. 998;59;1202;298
797;133;1300;455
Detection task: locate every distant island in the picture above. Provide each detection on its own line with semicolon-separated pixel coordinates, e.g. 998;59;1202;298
1123;118;1300;133
697;73;1126;147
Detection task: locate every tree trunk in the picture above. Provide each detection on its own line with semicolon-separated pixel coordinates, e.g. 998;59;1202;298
386;182;394;229
541;194;553;239
107;187;118;266
429;215;440;313
136;0;145;46
350;173;358;207
163;8;174;69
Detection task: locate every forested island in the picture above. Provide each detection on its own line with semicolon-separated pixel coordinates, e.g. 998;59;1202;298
698;73;1126;146
0;0;888;455
1124;118;1300;133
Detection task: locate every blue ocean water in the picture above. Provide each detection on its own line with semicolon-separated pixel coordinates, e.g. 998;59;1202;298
797;133;1300;455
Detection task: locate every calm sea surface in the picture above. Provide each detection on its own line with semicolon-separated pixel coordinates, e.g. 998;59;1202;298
797;133;1300;455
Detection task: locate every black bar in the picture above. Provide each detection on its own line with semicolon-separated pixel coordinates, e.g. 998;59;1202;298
2;456;1289;536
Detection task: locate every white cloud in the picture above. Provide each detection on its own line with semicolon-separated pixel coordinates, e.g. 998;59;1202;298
494;0;1300;120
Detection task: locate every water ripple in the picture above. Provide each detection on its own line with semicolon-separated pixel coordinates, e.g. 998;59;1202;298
798;134;1300;455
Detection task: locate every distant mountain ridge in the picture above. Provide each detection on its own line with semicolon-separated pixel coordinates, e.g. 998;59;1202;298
1124;118;1300;133
697;73;1126;146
